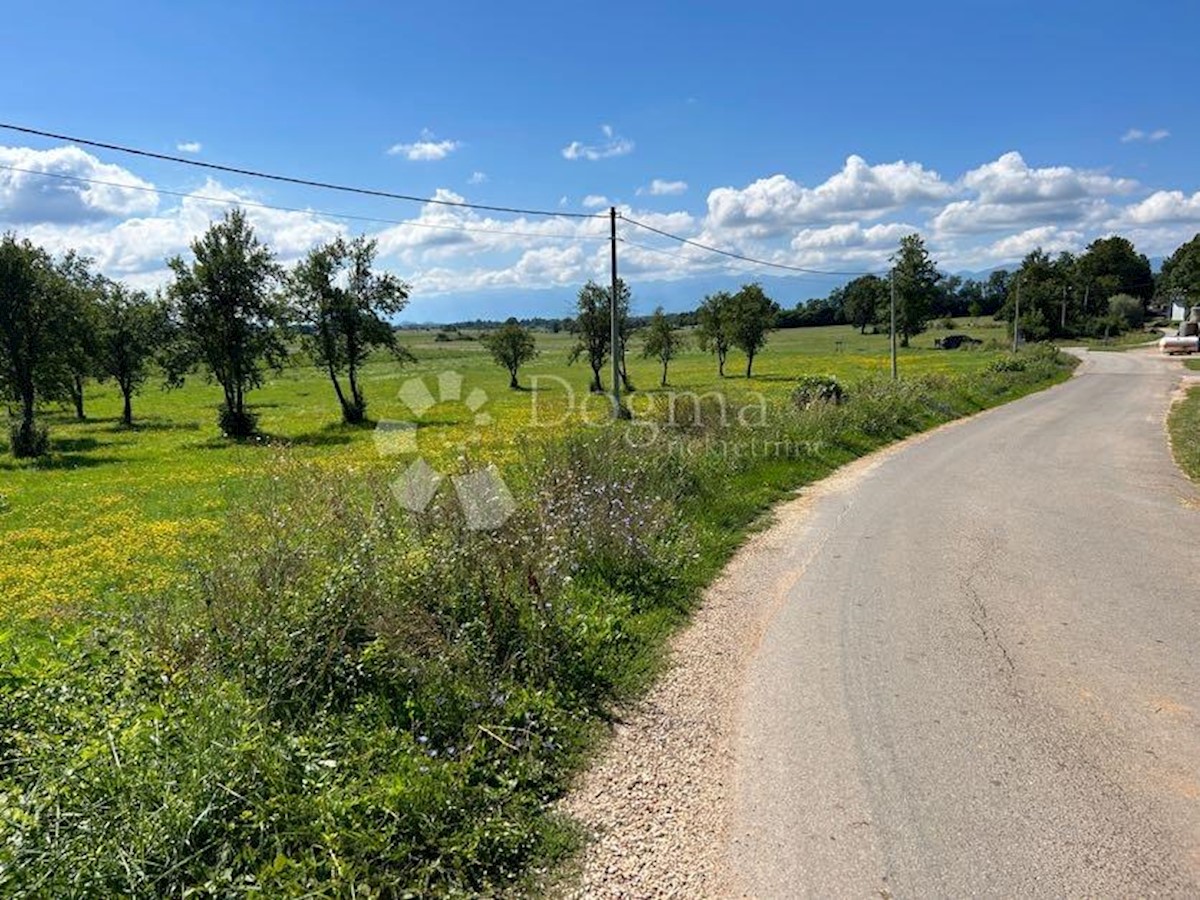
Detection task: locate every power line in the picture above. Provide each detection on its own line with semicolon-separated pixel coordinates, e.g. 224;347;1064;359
619;213;882;276
0;164;604;243
619;236;766;272
0;122;604;220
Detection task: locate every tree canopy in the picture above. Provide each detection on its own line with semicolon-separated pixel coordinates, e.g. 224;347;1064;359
290;235;411;423
482;318;538;389
641;306;685;386
167;208;287;437
727;283;779;377
890;234;940;347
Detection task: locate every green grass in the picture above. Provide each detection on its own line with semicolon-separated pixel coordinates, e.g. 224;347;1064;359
0;322;1075;895
1184;358;1200;371
1169;385;1200;481
0;321;1010;623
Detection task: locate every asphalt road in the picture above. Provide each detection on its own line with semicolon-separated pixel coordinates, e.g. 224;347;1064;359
731;349;1200;897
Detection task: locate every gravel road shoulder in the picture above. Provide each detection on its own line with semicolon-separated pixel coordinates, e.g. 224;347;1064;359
555;435;939;897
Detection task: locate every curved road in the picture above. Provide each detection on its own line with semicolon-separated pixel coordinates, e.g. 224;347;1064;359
731;350;1200;896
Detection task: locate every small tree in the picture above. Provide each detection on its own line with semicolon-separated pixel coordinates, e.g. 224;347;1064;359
94;282;168;426
841;274;887;334
167;208;286;437
0;234;72;456
55;252;103;420
695;291;733;376
728;283;779;377
482;318;538;389
290;236;412;423
568;280;612;392
642;307;685;386
890;233;940;347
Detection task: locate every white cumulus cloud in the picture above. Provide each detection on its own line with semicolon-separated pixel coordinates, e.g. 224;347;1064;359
582;194;609;208
638;178;688;197
176;141;202;153
387;129;462;161
562;124;634;161
0;144;159;223
705;155;953;237
468;171;487;185
932;151;1135;237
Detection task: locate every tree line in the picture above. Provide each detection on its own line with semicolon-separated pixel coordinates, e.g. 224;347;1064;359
785;233;1200;342
6;211;1200;458
1;209;413;456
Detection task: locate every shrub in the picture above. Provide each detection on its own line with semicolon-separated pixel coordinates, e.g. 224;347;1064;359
1108;293;1144;331
988;355;1027;373
792;375;845;409
9;420;49;458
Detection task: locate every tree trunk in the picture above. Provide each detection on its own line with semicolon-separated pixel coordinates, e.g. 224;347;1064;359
21;387;35;433
660;361;668;387
347;360;363;413
71;375;85;419
589;365;603;393
327;362;350;419
509;369;519;390
121;384;133;426
746;352;755;378
718;349;726;377
900;334;910;348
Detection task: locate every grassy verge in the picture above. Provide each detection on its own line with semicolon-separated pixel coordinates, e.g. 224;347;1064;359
1184;358;1200;371
1169;384;1200;482
0;344;1076;896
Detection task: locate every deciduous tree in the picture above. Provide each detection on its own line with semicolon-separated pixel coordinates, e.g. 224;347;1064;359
482;318;538;389
641;307;685;386
290;236;411;423
0;233;64;456
727;283;779;377
841;275;887;334
167;209;286;437
94;281;168;426
890;234;940;347
695;291;734;376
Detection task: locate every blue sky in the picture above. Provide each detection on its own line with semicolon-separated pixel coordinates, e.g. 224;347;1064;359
2;0;1198;321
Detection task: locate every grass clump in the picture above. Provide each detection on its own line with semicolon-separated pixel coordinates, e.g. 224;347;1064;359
1169;386;1200;482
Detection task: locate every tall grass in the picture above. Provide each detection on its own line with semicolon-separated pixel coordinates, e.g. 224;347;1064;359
0;346;1076;896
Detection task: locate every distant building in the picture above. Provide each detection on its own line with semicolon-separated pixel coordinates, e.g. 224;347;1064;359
1170;299;1189;321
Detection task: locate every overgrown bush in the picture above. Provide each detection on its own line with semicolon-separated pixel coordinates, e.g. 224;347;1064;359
1108;293;1145;331
792;375;846;409
989;354;1027;373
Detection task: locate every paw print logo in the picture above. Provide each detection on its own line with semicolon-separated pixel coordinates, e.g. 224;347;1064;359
373;370;516;531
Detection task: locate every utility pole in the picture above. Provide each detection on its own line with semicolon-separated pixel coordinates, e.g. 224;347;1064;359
609;206;622;419
890;268;898;380
1013;276;1021;352
1061;284;1067;331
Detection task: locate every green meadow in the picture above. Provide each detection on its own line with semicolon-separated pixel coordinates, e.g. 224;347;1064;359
1;320;1079;895
2;322;1009;624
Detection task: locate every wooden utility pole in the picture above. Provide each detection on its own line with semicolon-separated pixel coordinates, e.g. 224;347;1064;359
890;269;898;380
609;206;622;419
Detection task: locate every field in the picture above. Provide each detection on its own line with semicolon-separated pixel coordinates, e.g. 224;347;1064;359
2;322;1011;625
0;321;1077;895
